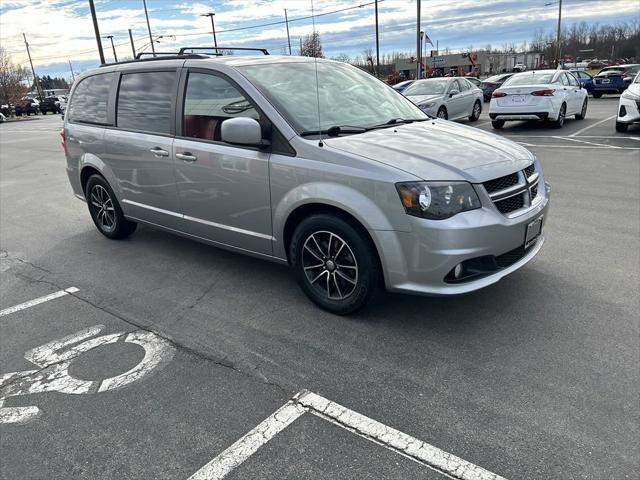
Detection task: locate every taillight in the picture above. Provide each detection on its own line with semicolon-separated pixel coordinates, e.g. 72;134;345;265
60;129;68;155
531;89;555;96
492;91;506;98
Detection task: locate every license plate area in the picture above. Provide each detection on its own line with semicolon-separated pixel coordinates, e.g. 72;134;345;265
525;215;544;248
511;95;526;103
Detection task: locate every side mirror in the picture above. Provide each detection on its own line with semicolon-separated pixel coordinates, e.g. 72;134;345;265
449;89;460;98
221;117;269;148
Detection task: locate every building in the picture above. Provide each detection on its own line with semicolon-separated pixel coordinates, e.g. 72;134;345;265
395;51;547;79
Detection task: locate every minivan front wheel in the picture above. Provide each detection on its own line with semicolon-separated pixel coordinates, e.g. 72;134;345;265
290;214;380;315
85;174;137;239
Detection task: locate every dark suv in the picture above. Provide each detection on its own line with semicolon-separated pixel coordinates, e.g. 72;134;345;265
40;96;62;114
15;98;39;116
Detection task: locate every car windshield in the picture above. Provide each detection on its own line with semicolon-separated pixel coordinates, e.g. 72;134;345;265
503;72;555;85
403;80;449;96
484;74;509;83
237;61;425;134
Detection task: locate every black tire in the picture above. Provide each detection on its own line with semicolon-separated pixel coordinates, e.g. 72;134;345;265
551;103;566;128
491;120;505;129
289;214;380;315
469;100;481;121
575;99;587;120
592;92;602;98
615;121;628;133
41;110;47;115
436;106;448;120
85;174;137;239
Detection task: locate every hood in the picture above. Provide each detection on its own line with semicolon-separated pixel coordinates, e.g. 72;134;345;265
323;120;535;183
405;94;442;105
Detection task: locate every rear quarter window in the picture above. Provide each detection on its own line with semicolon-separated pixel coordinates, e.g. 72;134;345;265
68;73;114;125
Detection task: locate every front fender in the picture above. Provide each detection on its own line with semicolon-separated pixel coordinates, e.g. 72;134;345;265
272;181;408;259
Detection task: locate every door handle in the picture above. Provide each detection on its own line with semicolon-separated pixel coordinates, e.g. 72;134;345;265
176;152;197;163
149;147;169;157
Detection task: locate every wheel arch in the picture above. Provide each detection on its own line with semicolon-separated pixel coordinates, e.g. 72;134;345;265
78;154;122;199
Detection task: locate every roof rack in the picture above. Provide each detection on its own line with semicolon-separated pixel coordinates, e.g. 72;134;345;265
178;46;269;55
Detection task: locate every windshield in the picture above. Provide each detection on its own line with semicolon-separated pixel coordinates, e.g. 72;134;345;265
237;61;425;133
635;73;640;84
503;72;555;86
403;80;448;96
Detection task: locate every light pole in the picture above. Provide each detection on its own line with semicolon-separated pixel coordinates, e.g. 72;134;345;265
104;35;118;62
545;0;562;68
88;0;105;64
375;0;380;75
142;0;155;56
201;12;218;49
416;0;421;80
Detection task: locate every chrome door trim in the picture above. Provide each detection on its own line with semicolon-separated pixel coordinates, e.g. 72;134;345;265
121;199;274;241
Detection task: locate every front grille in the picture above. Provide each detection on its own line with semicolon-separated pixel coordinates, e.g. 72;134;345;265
495;244;532;268
495;193;525;213
483;173;519;194
524;164;535;178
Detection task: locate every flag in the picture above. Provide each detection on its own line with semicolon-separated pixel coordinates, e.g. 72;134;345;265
423;32;434;46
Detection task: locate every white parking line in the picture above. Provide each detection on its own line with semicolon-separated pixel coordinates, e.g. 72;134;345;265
569;115;616;137
517;143;640;150
559;137;622;148
189;390;506;480
0;287;79;317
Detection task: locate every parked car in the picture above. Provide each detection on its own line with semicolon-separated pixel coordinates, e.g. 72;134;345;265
513;64;527;72
489;70;588;129
1;103;14;117
63;54;549;314
15;98;39;116
402;77;484;121
592;64;640;97
0;112;6;123
40;96;62;114
391;80;415;93
616;72;640;132
481;73;514;101
569;70;594;94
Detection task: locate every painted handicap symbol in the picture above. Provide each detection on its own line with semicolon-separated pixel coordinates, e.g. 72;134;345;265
0;325;175;425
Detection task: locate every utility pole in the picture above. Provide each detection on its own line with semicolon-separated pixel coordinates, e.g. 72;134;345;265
299;37;303;56
88;0;105;65
201;13;218;49
375;0;380;76
284;9;292;55
142;0;155;55
104;35;118;62
416;0;421;80
555;0;562;68
68;60;76;82
23;33;43;100
128;29;136;58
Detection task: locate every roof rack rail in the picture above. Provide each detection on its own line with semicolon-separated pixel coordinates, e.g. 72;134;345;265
178;46;269;55
100;53;209;67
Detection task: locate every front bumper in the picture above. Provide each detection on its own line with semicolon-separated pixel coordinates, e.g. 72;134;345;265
374;183;550;296
617;95;640;124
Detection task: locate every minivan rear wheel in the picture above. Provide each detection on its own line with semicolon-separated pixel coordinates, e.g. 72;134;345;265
290;214;380;315
85;174;137;239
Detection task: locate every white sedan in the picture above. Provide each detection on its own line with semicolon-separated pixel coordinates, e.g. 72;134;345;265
489;70;588;129
616;72;640;132
403;77;484;122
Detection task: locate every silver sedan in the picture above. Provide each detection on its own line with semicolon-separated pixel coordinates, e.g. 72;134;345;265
403;77;484;122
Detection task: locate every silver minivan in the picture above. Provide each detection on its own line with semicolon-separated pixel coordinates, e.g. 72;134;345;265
63;52;550;314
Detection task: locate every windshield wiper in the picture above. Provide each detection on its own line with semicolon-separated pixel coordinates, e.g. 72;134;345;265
300;125;368;137
369;118;430;129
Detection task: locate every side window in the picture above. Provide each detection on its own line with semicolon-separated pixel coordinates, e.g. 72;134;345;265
116;71;175;134
182;72;260;142
566;73;578;86
68;73;114;125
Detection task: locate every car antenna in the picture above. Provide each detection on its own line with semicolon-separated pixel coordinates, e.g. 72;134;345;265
310;0;323;147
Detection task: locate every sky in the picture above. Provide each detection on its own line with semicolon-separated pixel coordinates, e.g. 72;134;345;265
1;0;638;81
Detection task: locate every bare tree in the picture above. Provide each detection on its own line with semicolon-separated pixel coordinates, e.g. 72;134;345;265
301;32;323;58
0;47;29;108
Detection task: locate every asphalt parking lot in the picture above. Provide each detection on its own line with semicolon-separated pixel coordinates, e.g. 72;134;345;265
1;96;638;479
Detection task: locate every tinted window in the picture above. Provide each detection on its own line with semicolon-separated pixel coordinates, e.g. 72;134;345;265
183;72;260;142
68;73;114;125
117;71;175;134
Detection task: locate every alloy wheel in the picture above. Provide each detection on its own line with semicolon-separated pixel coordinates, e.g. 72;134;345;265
473;102;480;118
302;231;358;301
437;108;447;119
90;184;116;232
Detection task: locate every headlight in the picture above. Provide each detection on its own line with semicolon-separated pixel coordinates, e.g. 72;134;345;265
396;182;481;220
622;89;640;100
419;102;435;110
